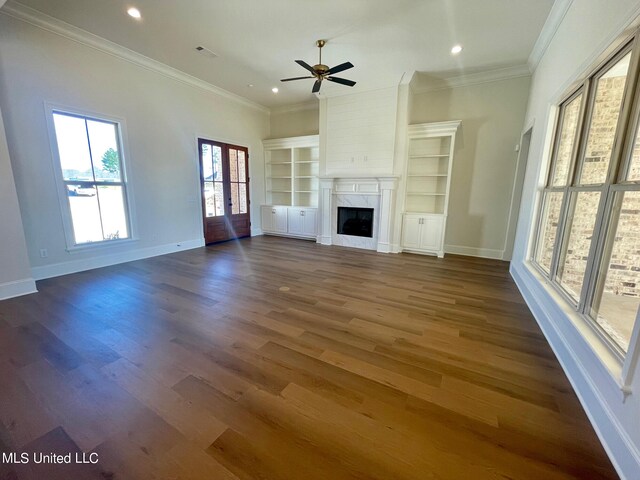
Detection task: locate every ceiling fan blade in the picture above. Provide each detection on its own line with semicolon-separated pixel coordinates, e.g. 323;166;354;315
281;76;314;82
326;61;354;75
327;76;356;87
312;80;322;93
295;60;316;74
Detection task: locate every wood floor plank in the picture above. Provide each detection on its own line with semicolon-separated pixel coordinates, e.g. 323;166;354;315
0;236;618;479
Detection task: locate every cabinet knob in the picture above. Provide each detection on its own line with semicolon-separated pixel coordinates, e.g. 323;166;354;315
301;211;305;216
272;209;276;214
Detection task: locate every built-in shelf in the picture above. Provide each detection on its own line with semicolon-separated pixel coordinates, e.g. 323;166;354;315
402;121;460;258
263;134;319;208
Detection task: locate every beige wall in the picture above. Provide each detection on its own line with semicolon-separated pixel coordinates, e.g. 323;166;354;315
269;105;319;138
0;14;269;278
410;76;531;258
0;106;35;298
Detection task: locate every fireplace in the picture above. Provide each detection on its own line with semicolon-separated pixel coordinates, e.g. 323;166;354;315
337;207;374;238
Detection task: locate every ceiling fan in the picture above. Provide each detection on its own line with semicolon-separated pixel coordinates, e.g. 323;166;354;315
281;40;356;94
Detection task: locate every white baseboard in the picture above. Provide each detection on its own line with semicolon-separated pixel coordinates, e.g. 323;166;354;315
511;262;640;480
444;244;504;260
0;278;38;300
31;238;205;280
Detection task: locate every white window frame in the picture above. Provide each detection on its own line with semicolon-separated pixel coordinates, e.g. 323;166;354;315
44;103;137;251
530;32;640;366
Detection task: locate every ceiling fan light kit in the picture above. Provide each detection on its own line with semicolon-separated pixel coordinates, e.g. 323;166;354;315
281;39;356;93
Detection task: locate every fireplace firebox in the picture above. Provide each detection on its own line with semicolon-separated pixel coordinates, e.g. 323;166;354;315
337;207;374;238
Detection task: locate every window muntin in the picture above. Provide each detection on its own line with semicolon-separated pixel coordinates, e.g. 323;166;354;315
531;40;640;357
52;111;131;245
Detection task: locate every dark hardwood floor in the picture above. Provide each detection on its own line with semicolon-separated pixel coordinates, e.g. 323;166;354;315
0;236;618;479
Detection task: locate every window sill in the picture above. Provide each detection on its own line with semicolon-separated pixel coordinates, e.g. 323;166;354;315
524;261;626;391
66;237;139;254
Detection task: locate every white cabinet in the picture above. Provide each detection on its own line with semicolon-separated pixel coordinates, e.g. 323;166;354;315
401;121;460;257
262;205;317;239
261;206;287;234
402;214;445;257
287;207;317;237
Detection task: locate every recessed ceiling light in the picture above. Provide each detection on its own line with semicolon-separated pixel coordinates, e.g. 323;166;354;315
272;87;279;94
247;84;254;88
127;7;142;19
451;45;463;55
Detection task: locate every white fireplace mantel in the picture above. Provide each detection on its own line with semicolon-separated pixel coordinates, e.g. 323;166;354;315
318;177;398;252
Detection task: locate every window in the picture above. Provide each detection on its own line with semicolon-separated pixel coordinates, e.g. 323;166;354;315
51;111;131;246
532;40;640;357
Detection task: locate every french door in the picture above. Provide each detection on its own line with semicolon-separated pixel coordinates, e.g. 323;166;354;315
198;139;251;244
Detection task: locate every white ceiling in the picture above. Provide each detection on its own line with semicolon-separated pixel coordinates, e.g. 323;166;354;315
9;0;554;109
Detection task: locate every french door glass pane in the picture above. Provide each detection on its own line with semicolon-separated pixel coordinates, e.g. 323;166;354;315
53;113;94;181
212;146;223;182
97;186;128;240
558;191;601;301
229;149;239;182
230;183;239;214
595;191;640;351
535;191;564;273
238;151;247;182
551;94;582;186
68;186;103;243
578;52;632;185
87;119;121;182
204;181;224;217
239;186;248;214
201;143;213;180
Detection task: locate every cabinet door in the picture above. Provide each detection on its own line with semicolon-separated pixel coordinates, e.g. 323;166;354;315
401;215;422;249
274;206;288;233
420;216;444;252
287;207;304;235
261;206;274;232
302;208;317;237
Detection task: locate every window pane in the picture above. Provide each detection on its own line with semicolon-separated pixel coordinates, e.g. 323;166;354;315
229;149;238;182
558;191;601;301
68;186;103;243
239;185;248;214
625;120;640;181
230;182;239;215
535;191;564;273
87;119;121;182
53;113;93;181
551;94;582;186
238;151;247;182
97;186;128;240
201;143;213;180
212;146;223;182
214;182;224;216
578;52;631;185
595;191;640;351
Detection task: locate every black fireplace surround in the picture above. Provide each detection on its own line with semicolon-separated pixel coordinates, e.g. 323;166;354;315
337;207;374;238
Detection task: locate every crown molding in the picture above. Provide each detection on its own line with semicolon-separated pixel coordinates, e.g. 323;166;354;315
528;0;574;73
411;64;531;94
270;101;319;115
0;1;270;114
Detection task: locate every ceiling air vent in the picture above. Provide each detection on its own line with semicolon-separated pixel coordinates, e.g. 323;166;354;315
195;46;218;59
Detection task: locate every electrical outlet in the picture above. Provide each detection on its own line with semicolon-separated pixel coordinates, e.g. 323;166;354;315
39;249;48;258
